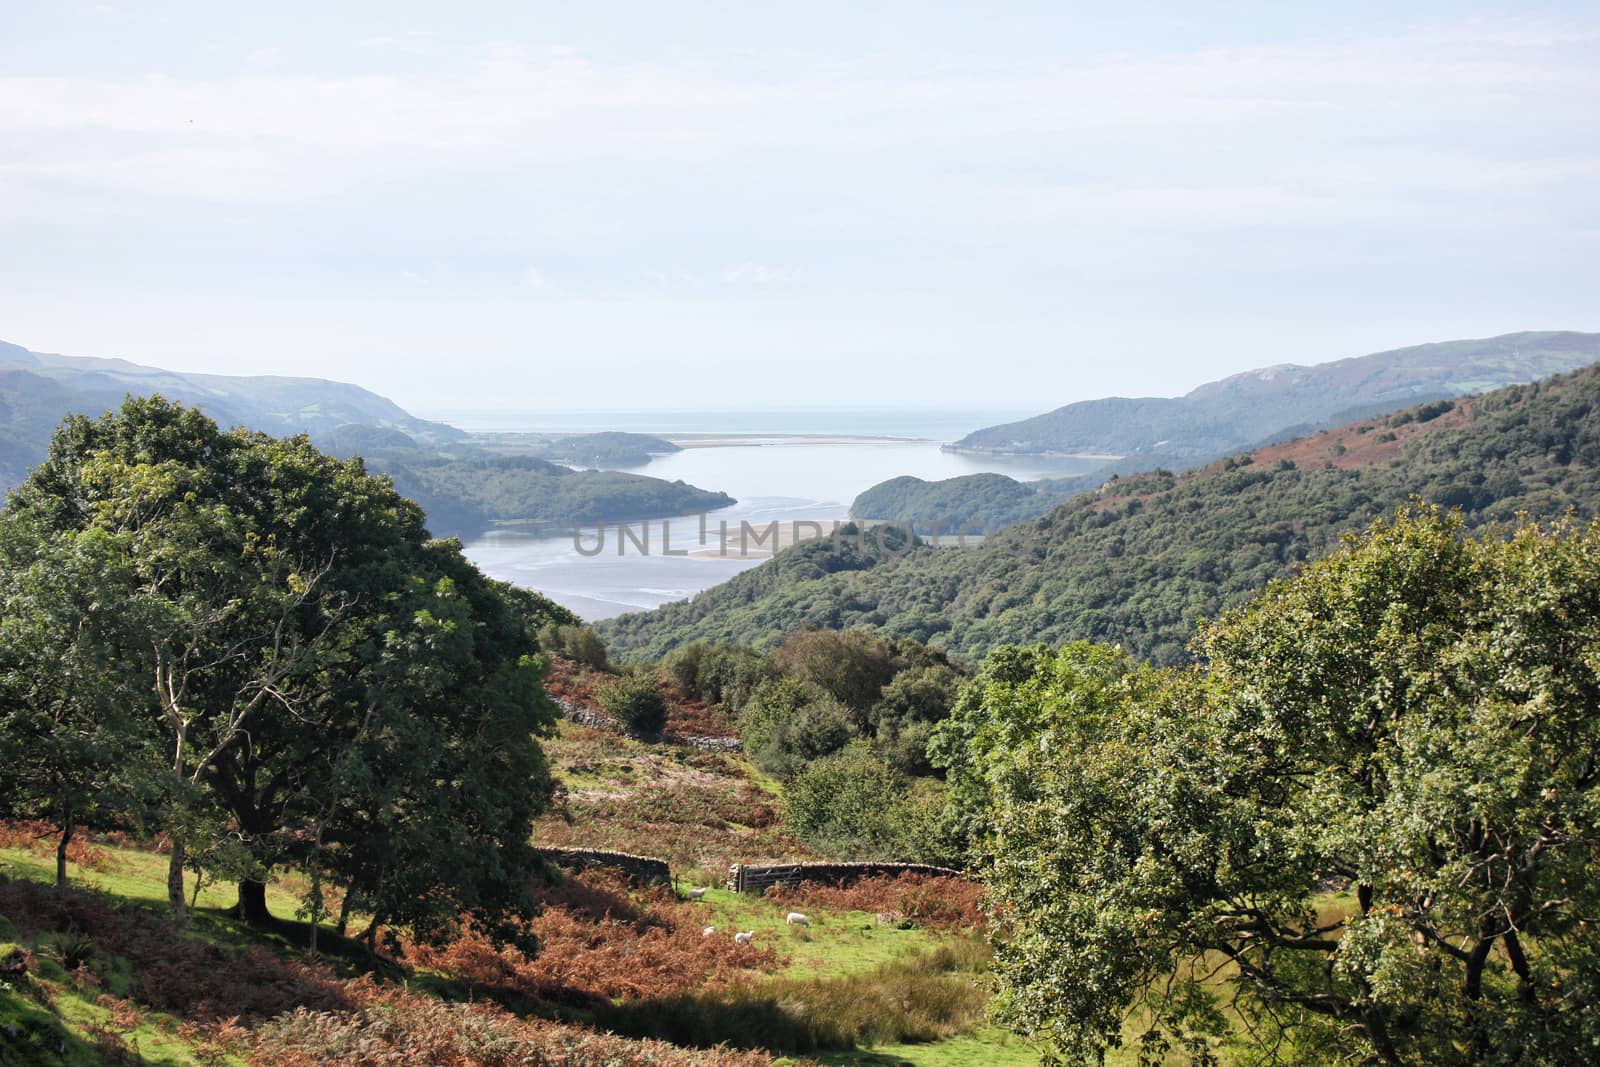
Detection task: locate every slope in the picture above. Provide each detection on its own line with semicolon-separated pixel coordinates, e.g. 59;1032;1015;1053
598;364;1600;665
949;330;1600;460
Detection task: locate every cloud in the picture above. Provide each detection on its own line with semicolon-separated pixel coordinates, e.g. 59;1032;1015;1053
0;14;1593;218
719;263;790;285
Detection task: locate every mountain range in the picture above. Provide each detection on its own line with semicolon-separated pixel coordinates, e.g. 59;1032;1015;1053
0;339;731;535
948;330;1600;460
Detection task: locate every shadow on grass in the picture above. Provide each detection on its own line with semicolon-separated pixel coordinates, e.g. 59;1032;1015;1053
0;875;352;1027
1;979;170;1067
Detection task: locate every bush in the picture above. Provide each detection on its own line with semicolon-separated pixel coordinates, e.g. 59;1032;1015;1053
538;623;612;672
783;743;954;863
599;672;668;735
665;644;777;713
737;679;854;778
773;629;899;724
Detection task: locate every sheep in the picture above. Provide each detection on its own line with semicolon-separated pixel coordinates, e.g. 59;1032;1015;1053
785;912;810;926
702;925;716;937
686;887;708;900
734;931;755;944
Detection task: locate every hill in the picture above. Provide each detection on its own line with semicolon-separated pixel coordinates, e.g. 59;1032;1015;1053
949;330;1600;460
850;472;1081;534
598;362;1600;664
473;430;682;467
368;451;734;537
0;340;735;538
0;338;462;487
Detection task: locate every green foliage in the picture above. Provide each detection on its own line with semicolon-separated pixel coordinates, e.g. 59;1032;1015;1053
0;396;558;946
664;643;779;714
783;744;954;865
539;622;612;671
737;678;855;779
948;510;1600;1065
870;664;964;776
851;472;1081;534
513;430;681;467
0;519;163;885
371;451;734;538
599;671;670;736
773;629;903;725
600;362;1600;665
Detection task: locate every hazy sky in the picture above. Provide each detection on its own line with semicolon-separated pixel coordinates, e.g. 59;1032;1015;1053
2;2;1597;413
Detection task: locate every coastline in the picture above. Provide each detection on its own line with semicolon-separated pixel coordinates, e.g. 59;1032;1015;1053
939;443;1123;461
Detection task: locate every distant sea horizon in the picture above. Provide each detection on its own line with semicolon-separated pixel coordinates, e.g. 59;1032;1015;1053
438;405;1089;621
417;407;1040;442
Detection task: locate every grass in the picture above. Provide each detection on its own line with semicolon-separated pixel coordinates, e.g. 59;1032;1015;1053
679;886;944;978
4;835;1020;1065
814;1030;1039;1066
1;697;1020;1067
0;843;303;919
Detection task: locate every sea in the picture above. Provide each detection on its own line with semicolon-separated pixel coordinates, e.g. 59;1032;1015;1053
417;408;1099;621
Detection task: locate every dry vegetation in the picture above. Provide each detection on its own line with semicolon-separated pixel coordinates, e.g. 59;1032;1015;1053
533;721;812;869
407;868;783;1004
765;873;986;933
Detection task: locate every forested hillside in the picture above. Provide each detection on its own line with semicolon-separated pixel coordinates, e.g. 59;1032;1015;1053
372;452;733;537
600;363;1600;663
0;341;735;539
949;330;1599;459
472;430;682;467
850;473;1079;533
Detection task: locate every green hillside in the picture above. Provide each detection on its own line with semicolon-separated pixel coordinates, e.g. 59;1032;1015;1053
372;452;733;537
0;341;734;539
949;329;1600;459
599;363;1600;664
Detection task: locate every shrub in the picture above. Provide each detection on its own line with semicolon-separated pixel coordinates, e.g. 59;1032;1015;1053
254;979;779;1067
737;679;854;778
599;673;669;735
773;629;899;723
783;744;956;863
665;644;777;713
538;623;612;671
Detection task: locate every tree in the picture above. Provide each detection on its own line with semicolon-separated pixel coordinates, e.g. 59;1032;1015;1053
3;397;558;939
0;521;158;887
773;628;900;725
870;662;963;775
939;509;1600;1065
737;677;854;778
783;742;952;864
599;671;669;735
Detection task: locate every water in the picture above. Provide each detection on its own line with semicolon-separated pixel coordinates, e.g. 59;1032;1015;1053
418;408;1100;621
424;407;1037;441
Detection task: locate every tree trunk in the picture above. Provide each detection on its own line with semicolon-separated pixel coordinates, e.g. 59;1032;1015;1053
167;839;188;924
336;885;355;937
55;817;73;889
237;877;273;926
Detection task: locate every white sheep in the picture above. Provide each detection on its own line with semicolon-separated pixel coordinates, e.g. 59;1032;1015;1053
702;925;716;937
734;931;755;944
686;887;708;900
785;912;810;926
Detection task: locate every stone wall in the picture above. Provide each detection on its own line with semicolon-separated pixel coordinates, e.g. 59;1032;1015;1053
538;846;672;886
725;861;964;895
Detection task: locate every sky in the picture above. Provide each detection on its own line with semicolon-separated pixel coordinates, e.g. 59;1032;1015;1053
1;1;1597;413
